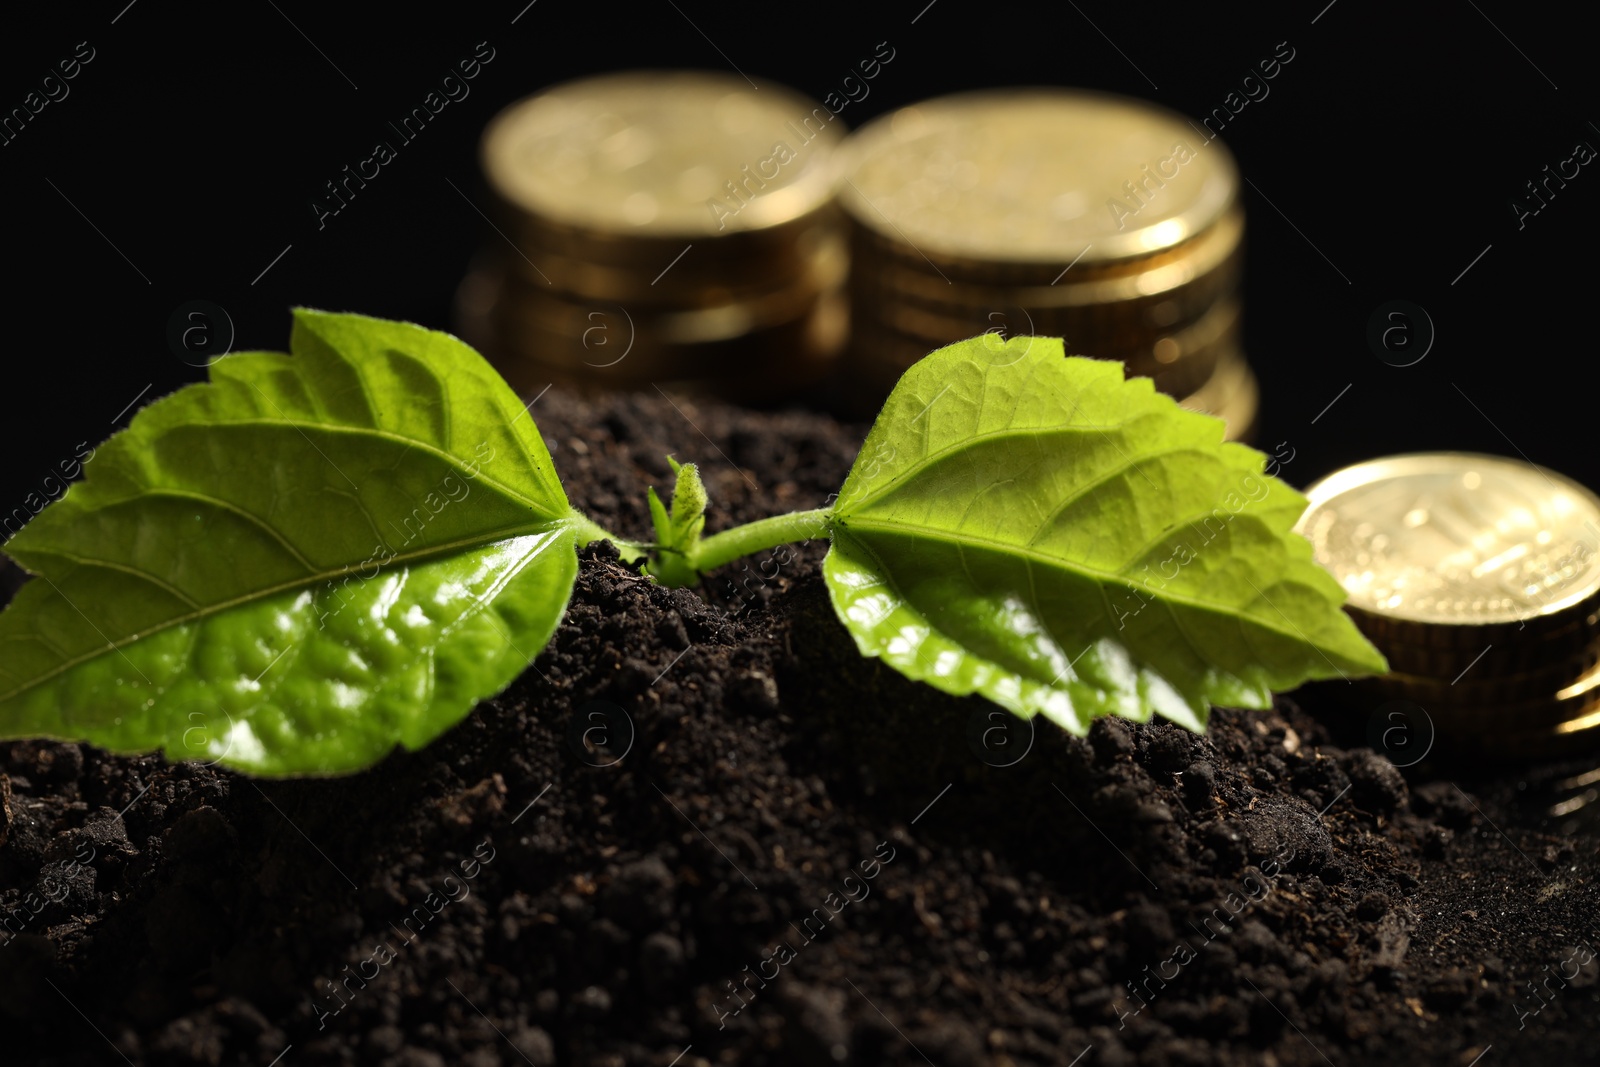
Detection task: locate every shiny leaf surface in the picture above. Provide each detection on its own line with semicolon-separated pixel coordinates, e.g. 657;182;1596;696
823;335;1387;734
0;310;579;775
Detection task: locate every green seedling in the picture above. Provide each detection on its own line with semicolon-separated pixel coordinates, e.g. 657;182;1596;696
0;311;1385;775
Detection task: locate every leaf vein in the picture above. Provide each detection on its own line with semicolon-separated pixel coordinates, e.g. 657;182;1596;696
0;523;571;703
158;418;561;521
144;488;317;572
17;550;202;609
838;516;1314;650
847;422;1141;514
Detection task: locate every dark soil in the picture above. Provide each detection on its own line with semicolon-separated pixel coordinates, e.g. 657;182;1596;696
3;388;1597;1067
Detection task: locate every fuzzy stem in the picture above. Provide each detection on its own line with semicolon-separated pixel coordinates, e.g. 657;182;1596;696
567;510;650;563
691;508;832;574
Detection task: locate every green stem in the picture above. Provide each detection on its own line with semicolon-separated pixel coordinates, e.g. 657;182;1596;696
692;508;832;573
567;510;650;563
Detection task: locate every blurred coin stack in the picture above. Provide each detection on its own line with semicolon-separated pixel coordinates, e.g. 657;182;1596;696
458;71;848;403
1296;453;1600;760
837;89;1256;437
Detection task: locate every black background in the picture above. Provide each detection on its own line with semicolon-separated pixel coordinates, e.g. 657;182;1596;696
2;0;1596;520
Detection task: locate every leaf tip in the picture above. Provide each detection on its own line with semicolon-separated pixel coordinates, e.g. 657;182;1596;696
1349;640;1390;678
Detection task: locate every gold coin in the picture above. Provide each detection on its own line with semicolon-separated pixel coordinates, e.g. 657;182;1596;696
849;209;1243;370
1376;614;1597;677
462;261;846;400
1333;669;1600;761
1358;645;1600;714
870;293;1237;393
853;204;1243;302
500;200;839;275
1295;454;1600;642
496;254;839;344
497;221;848;312
483;71;842;238
838;89;1237;270
1352;682;1564;736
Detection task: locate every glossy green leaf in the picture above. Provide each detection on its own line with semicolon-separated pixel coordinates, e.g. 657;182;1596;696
0;310;582;775
823;334;1387;735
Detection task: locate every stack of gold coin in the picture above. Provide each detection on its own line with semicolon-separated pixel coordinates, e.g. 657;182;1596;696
836;89;1257;438
1295;453;1600;760
457;71;848;403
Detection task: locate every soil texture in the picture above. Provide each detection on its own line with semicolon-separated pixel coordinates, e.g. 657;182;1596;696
3;387;1597;1067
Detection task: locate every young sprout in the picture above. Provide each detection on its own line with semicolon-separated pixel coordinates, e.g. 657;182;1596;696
0;311;1384;775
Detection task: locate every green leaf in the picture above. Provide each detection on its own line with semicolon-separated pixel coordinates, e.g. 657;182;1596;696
668;460;708;542
645;458;707;587
823;334;1387;735
0;309;582;776
647;485;672;544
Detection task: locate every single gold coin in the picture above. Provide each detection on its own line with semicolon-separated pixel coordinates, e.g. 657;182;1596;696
838;89;1237;269
483;71;842;237
1295;454;1600;642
